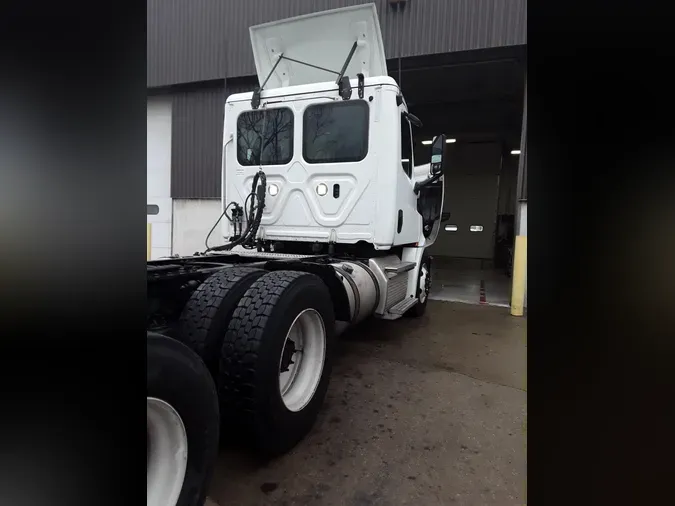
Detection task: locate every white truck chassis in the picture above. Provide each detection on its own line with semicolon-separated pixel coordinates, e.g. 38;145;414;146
147;5;448;506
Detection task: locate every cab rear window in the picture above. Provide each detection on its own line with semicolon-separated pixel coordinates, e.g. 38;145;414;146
237;108;294;166
303;101;369;164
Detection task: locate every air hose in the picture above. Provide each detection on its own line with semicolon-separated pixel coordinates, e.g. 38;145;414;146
204;105;269;253
206;169;266;252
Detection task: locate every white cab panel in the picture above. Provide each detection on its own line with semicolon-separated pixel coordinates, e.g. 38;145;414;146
222;76;407;248
250;4;387;88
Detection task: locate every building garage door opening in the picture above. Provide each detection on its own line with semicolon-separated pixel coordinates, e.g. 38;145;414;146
393;48;526;307
147;97;174;260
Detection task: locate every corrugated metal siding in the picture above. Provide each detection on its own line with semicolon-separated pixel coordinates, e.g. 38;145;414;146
171;83;226;198
225;76;259;96
147;0;228;88
170;78;258;198
148;0;527;87
226;0;527;79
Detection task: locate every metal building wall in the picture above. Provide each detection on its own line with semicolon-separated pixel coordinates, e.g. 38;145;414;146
148;0;527;87
147;0;229;88
169;78;258;199
170;82;226;198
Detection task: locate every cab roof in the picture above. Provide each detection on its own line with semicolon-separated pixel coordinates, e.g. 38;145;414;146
225;75;399;104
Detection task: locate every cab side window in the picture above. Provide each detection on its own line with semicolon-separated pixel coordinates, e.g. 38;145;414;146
400;113;413;177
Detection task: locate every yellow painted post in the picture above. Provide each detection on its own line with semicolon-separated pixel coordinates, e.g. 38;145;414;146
510;235;527;316
147;223;152;260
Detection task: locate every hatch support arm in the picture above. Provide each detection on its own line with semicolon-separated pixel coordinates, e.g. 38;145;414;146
251;41;359;109
252;53;285;109
335;41;359;85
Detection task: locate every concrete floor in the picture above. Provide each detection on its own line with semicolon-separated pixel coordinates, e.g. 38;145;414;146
208;300;527;506
430;258;513;308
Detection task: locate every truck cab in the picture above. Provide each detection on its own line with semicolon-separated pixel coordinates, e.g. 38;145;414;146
221;4;444;255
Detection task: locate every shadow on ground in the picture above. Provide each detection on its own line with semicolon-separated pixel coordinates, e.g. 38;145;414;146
209;300;527;506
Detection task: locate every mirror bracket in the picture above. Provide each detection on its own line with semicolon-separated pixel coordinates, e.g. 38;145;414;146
357;73;365;98
251;88;262;110
404;111;423;128
338;76;352;100
414;172;443;194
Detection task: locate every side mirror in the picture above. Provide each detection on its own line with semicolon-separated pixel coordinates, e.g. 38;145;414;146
430;134;447;175
405;112;423;128
413;133;447;194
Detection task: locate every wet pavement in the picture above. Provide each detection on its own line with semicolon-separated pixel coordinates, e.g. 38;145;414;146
208;300;527;506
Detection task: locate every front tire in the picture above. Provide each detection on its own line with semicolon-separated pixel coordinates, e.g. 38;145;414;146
147;333;219;506
218;270;335;456
407;253;431;317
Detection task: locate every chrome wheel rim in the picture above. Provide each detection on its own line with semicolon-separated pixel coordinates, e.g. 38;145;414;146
278;308;326;412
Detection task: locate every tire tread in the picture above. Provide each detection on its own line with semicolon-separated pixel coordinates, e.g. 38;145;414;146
177;267;264;373
219;270;307;416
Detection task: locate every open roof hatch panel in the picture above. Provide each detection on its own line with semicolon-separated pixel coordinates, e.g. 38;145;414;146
249;3;387;89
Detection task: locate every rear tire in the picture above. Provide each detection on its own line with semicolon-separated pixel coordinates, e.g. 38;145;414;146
177;267;265;377
218;270;335;456
147;333;219;506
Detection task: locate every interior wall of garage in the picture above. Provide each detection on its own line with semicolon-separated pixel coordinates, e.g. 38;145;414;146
408;96;523;262
498;151;519;215
428;141;503;259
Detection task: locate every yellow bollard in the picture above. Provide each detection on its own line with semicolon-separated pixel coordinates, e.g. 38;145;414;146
510;235;527;316
147;223;152;260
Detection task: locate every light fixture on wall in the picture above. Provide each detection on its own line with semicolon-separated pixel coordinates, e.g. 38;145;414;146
511;150;521;155
401;158;410;162
422;138;456;145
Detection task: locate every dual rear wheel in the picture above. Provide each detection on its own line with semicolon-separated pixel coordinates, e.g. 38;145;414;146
148;257;428;505
177;268;335;456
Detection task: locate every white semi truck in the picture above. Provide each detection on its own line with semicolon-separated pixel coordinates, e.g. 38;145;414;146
147;5;448;506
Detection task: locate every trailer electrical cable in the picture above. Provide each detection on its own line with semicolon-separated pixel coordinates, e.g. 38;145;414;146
204;202;237;252
205;105;269;253
207;169;266;252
